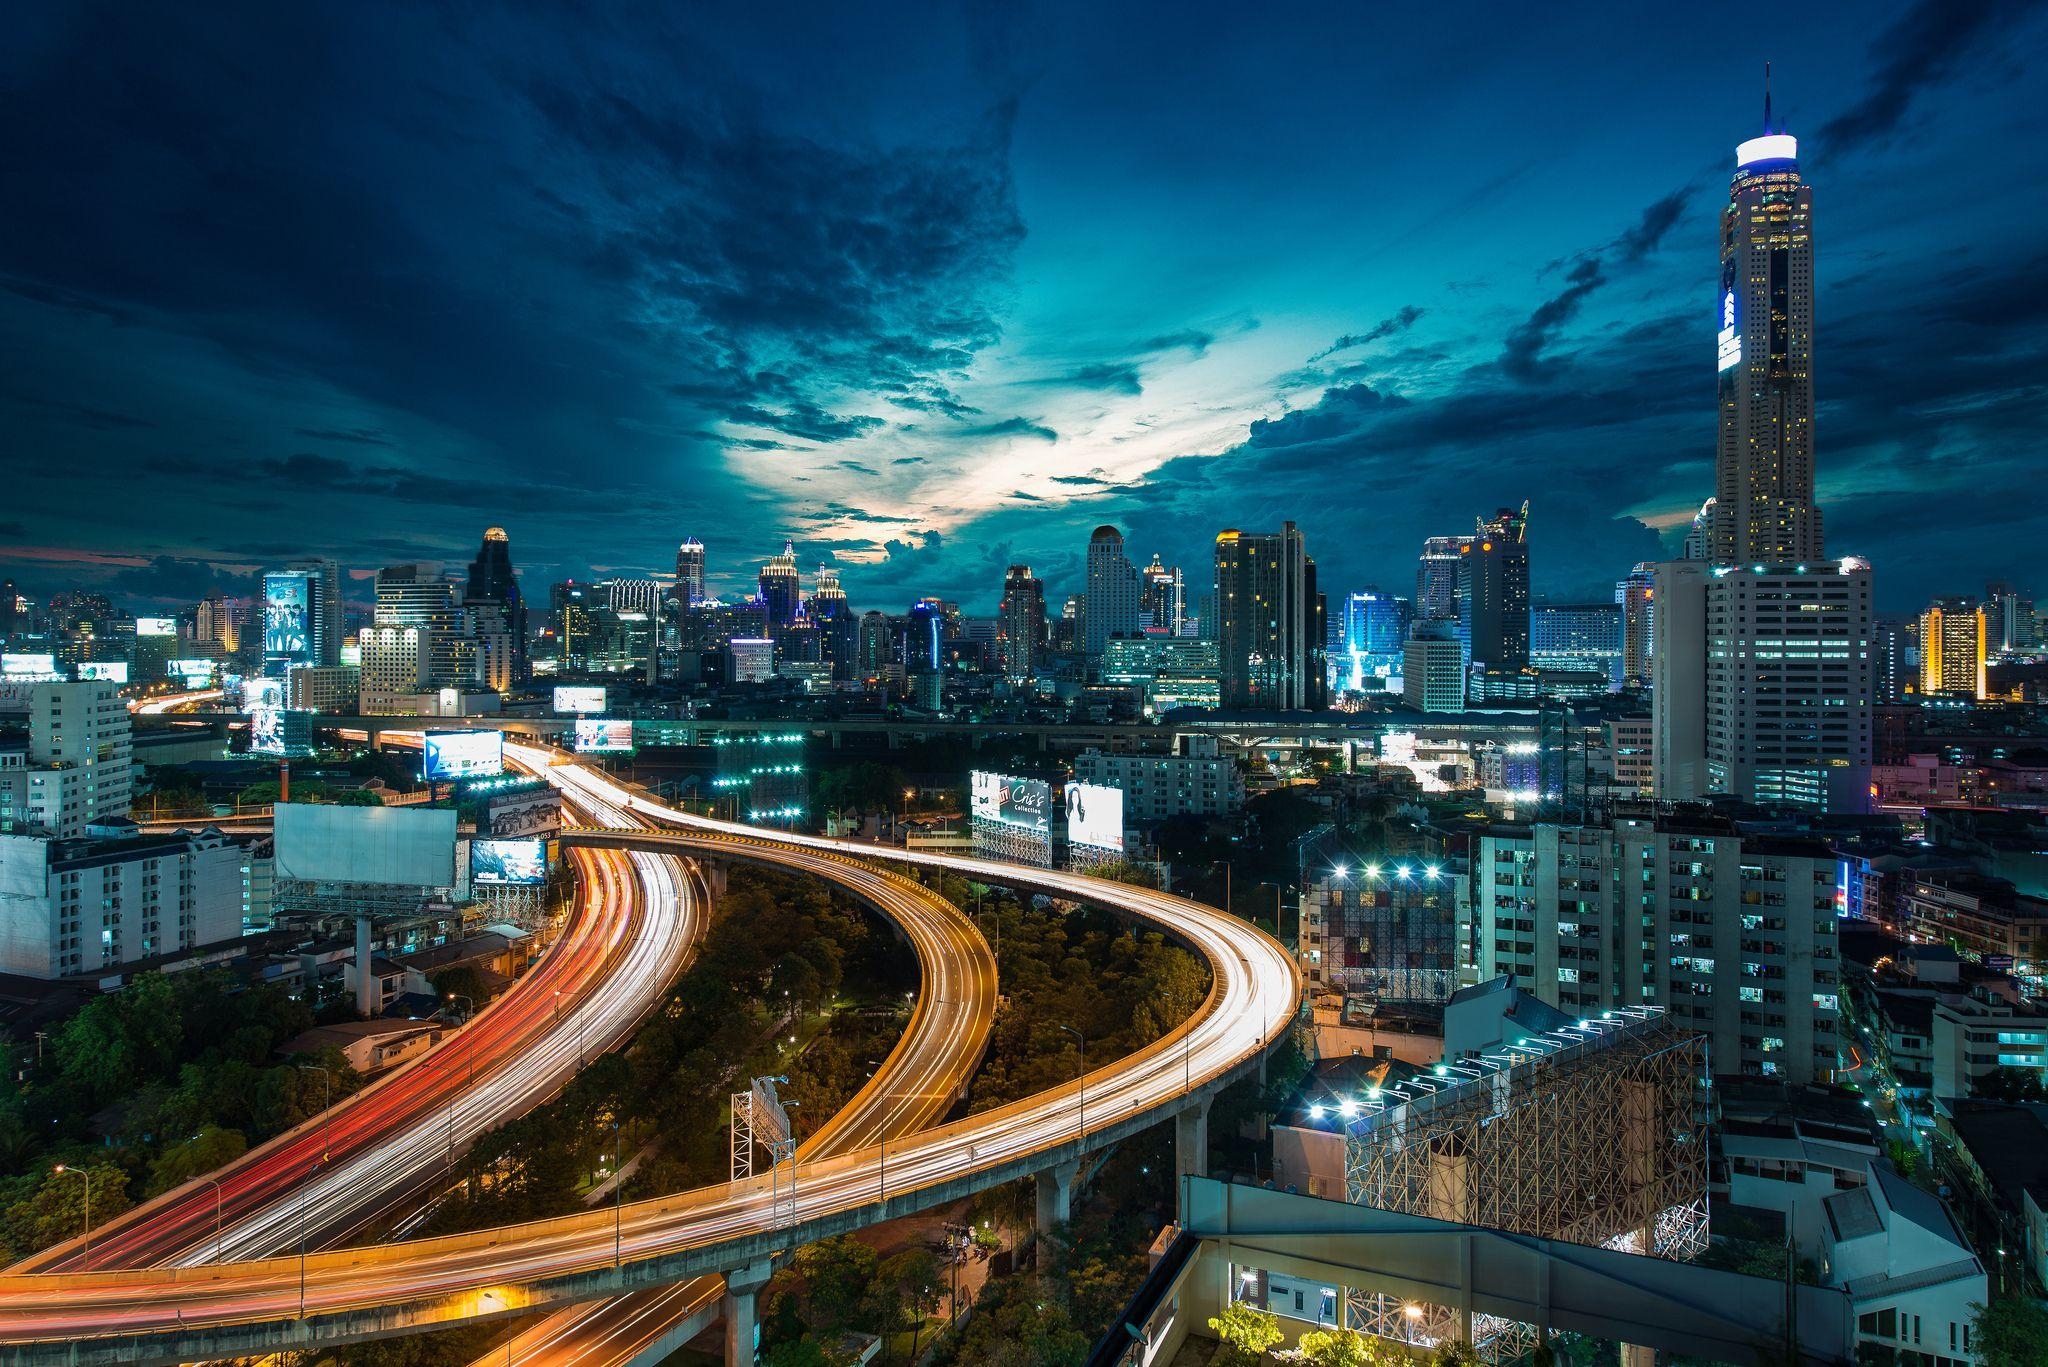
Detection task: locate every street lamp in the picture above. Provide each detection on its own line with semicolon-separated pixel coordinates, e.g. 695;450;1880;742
611;1111;625;1268
298;1157;324;1319
50;1166;90;1268
206;1174;226;1264
446;992;475;1024
297;1061;334;1162
1058;1025;1086;1143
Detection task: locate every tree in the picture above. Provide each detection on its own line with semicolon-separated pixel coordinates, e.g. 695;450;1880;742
147;1124;248;1196
795;1235;880;1330
1296;1328;1404;1366
1429;1341;1483;1367
1971;1296;2048;1366
1210;1303;1284;1365
1974;1067;2048;1103
1885;1137;1920;1179
0;1161;133;1261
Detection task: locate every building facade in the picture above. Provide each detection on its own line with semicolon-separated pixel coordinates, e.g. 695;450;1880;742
1070;734;1244;822
1215;522;1326;711
0;828;247;979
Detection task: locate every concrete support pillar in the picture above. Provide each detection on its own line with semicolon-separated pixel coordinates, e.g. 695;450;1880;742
353;914;377;1018
722;1258;775;1365
1619;1345;1656;1367
706;862;729;898
1175;1098;1211;1180
1035;1159;1080;1236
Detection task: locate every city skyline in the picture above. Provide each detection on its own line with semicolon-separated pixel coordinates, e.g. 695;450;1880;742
5;1;2047;616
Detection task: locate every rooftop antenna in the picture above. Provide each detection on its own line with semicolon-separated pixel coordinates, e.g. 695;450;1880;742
1764;60;1773;132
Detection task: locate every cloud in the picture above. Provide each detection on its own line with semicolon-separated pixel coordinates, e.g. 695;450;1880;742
891;456;926;465
1818;0;2019;156
1307;306;1426;363
834;459;881;476
0;521;24;538
1616;189;1689;263
295;426;397;447
1136;328;1215;356
1057;361;1145;395
1050;473;1112;486
953;416;1057;442
726;403;887;443
1499;257;1604;383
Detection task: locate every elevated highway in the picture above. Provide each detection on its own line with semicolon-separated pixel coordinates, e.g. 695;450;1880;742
0;749;1297;1365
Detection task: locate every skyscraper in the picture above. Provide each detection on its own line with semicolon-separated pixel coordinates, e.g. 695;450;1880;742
758;541;801;628
1707;113;1819;567
463;527;526;687
1082;526;1142;660
675;538;706;607
810;565;856;681
1457;504;1530;671
997;565;1046;682
1339;588;1410;691
284;558;343;666
1415;535;1466;622
1140;553;1185;636
1919;597;1986;700
1654;103;1873;812
1616;563;1656;689
1214;522;1326;711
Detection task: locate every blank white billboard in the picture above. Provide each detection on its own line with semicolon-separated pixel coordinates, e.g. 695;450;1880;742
552;685;607;714
1065;782;1125;852
274;803;458;888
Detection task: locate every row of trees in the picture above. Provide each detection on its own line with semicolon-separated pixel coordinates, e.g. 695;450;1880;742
0;970;357;1262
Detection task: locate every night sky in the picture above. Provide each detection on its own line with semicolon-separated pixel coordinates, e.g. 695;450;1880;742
4;1;2045;615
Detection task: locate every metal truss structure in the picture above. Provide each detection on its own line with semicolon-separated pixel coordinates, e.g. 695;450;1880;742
730;1076;798;1225
1342;1007;1709;1361
272;877;449;923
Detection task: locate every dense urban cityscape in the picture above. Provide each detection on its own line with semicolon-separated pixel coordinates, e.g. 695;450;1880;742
3;4;2046;1366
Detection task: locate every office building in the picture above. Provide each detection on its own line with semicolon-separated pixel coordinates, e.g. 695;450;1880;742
1415;535;1466;623
758;541;801;629
1457;504;1530;671
996;566;1046;682
675;537;706;607
1100;635;1220;714
462;526;527;687
1918;597;1986;700
1141;553;1187;636
1653;113;1873;813
1873;618;1913;705
1530;602;1622;684
809;566;856;682
1071;734;1243;821
1082;526;1142;660
0;828;248;979
1617;563;1656;689
19;681;133;838
284;558;344;667
1214;522;1326;710
1986;582;2038;654
1474;807;1840;1084
360;565;466;713
1338;588;1410;692
1402;622;1465;713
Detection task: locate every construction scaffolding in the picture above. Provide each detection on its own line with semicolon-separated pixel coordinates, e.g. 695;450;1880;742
1343;1007;1708;1360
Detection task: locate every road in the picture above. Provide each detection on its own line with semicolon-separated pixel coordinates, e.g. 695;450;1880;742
0;749;1296;1360
14;754;703;1276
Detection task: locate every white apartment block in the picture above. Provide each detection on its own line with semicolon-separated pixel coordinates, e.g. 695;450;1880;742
1474;810;1841;1083
24;681;133;837
1071;734;1243;822
0;828;248;979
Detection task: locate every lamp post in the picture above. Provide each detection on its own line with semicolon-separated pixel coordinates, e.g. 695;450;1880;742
207;1175;226;1264
297;1158;323;1319
611;1112;624;1268
50;1166;89;1268
446;992;475;1024
1058;1025;1086;1144
297;1061;334;1162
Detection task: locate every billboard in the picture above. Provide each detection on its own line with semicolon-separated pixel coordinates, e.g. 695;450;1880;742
135;617;177;638
471;838;548;886
970;771;1050;833
241;677;286;709
274;803;458;887
1;654;59;679
263;572;311;662
77;662;130;683
1065;782;1125;853
167;659;218;684
485;787;563;837
423;730;505;781
573;718;634;753
553;685;607;714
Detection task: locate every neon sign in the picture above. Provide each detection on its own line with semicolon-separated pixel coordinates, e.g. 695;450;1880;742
1716;289;1741;372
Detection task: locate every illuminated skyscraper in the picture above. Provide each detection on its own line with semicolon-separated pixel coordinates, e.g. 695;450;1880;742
675;538;706;606
1140;553;1186;636
1919;597;1986;700
1082;526;1142;660
1456;504;1530;671
758;541;801;628
1415;535;1466;622
810;565;855;681
1616;563;1656;690
1215;522;1326;711
997;565;1046;681
1708;109;1819;566
463;526;526;686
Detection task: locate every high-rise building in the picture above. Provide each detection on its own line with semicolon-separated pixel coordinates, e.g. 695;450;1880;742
810;566;856;682
1402;622;1465;712
675;538;706;607
23;681;133;837
1457;504;1530;671
1140;553;1185;636
1617;563;1656;690
360;564;470;712
284;558;343;667
260;569;319;674
1530;602;1622;685
463;527;526;688
0;579;15;639
1215;522;1326;711
1338;588;1410;691
1707;113;1819;567
996;565;1046;682
1872;617;1913;705
1986;582;2038;654
1919;597;1987;700
758;542;801;629
1415;535;1466;622
1653;104;1873;812
904;598;945;674
1082;527;1142;660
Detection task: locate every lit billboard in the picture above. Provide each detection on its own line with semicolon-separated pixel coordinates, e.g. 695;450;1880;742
485;788;563;837
471;838;548;886
241;677;286;710
553;685;608;714
275;803;458;887
248;703;286;755
573;718;634;753
423;730;505;781
1065;782;1125;853
135;617;177;638
970;771;1050;833
1;654;59;679
167;659;217;684
263;572;312;662
77;662;130;683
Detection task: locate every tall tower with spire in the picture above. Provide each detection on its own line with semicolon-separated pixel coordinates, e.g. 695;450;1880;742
674;537;705;606
758;541;801;628
1708;67;1820;566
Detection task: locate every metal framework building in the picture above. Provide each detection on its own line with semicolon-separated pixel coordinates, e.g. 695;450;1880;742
1343;1007;1708;1358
